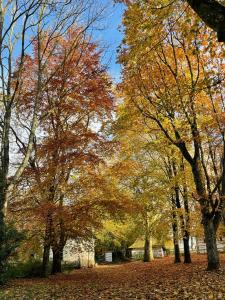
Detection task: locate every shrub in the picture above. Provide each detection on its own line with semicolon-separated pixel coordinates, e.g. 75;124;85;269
0;224;25;284
6;259;51;279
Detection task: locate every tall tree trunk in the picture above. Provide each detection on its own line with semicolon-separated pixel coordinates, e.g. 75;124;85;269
42;243;50;277
0;108;11;281
171;195;181;263
202;215;219;270
0;9;8;277
144;235;150;262
175;184;191;263
120;241;127;260
173;160;192;263
172;214;181;263
191;160;220;270
51;247;63;274
183;232;191;264
0;196;5;279
144;234;153;262
182;174;191;263
143;213;154;262
51;203;66;274
167;160;181;263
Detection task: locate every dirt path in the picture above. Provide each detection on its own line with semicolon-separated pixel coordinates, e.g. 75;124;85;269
0;255;224;299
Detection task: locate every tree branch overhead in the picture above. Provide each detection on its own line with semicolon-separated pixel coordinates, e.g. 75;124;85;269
187;0;225;41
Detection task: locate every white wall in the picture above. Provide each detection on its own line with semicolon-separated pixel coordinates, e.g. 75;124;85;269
50;239;95;267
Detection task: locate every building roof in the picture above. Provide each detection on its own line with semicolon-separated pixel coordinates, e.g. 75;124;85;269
129;238;174;250
129;239;144;249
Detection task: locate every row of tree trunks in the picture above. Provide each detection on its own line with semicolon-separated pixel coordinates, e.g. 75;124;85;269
171;198;191;264
172;160;192;264
41;217;67;276
42;228;66;275
174;186;191;263
166;157;191;264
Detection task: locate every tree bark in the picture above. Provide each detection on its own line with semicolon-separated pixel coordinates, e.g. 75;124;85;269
42;243;50;277
183;232;191;264
174;179;192;263
186;0;225;42
171;205;181;263
167;159;181;263
203;215;220;270
143;212;154;262
144;234;153;262
182;169;192;264
51;248;63;274
191;159;220;269
171;159;191;263
51;202;66;274
172;218;181;263
0;108;11;279
0;204;5;278
121;241;128;260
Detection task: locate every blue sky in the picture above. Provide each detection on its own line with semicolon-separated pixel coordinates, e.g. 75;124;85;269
94;1;125;82
3;0;125;84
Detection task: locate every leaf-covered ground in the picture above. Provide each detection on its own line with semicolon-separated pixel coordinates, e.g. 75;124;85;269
0;254;224;300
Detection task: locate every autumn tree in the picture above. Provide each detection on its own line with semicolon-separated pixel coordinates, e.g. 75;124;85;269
12;23;120;275
0;0;111;281
95;217;141;260
119;1;225;41
119;4;225;270
114;101;195;263
113;107;175;262
0;0;100;283
163;151;193;263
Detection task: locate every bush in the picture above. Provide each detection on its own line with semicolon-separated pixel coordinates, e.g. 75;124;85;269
6;259;49;279
0;224;25;284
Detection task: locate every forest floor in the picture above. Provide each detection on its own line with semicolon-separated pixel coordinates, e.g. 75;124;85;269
0;254;224;300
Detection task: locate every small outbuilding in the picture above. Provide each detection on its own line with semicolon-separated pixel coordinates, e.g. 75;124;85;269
50;239;95;268
128;238;172;259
